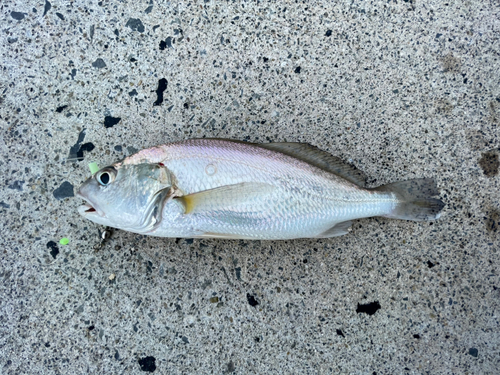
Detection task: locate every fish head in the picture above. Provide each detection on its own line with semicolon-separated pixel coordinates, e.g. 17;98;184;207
77;163;173;233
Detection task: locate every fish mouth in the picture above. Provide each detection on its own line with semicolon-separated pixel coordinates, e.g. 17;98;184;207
76;192;104;217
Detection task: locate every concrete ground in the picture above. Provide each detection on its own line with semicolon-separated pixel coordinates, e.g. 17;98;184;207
1;0;499;373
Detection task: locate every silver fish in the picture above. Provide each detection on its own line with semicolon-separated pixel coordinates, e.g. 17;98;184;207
77;139;444;240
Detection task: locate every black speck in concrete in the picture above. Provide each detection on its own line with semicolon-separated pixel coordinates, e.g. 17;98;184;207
247;293;259;307
46;241;59;259
114;145;123;152
114;350;120;360
413;334;421;339
478;150;499;177
235;267;241;280
55;12;64;20
0;201;10;209
227;361;235;373
68;129;86;160
76;143;95;160
485;210;499;235
43;1;51;17
294;66;301;74
325;30;332;37
70;68;77;79
145;5;153;14
138;356;156;372
104;116;121;128
160;37;173;50
427;260;435;268
44;342;50;347
53;181;74;200
356;301;381;316
469;348;478;357
336;329;345;337
56;105;68;113
126;18;145;33
92;58;106;69
129;89;138;97
181;336;189;343
153;78;168;106
8;180;24;191
11;11;26;20
8;37;18;43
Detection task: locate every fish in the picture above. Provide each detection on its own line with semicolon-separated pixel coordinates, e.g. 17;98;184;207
76;138;445;240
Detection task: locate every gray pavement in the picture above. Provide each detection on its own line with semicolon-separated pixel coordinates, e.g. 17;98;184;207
1;0;499;373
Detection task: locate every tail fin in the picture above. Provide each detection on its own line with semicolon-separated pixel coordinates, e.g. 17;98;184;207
376;178;445;221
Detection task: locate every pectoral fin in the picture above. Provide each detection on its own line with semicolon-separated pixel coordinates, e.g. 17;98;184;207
175;182;275;214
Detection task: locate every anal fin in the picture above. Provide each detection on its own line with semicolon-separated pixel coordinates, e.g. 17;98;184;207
315;221;353;238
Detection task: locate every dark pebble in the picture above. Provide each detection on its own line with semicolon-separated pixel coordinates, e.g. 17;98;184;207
138;356;156;372
56;105;68;113
53;181;74;200
11;11;26;20
126;18;145;33
356;301;381;316
92;58;106;69
104;116;121;128
43;1;51;17
8;180;24;191
153;78;168;106
247;293;259;307
46;241;59;259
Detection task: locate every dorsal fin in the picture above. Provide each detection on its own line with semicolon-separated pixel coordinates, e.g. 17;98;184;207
258;142;366;187
200;138;366;186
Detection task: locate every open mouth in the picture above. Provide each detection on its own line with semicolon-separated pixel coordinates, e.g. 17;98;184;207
83;204;96;213
78;203;101;216
76;192;102;216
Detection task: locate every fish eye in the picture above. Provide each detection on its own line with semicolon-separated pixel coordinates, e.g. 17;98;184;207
96;167;116;186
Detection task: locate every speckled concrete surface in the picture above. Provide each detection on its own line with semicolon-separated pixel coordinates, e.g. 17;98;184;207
1;0;499;373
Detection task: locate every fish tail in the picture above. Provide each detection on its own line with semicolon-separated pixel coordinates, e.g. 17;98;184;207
375;178;445;221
